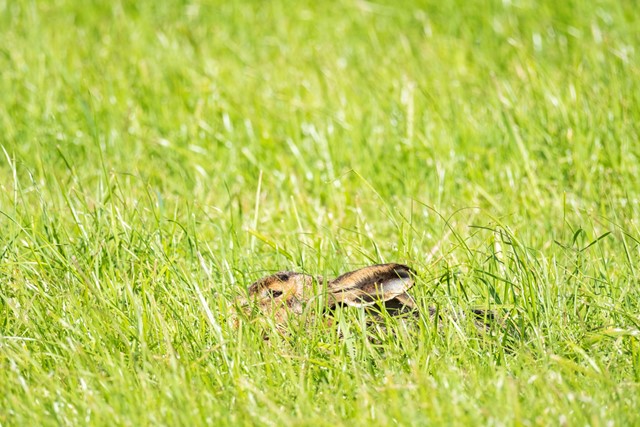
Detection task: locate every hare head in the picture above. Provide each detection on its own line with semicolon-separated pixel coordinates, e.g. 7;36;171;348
239;271;323;323
239;263;417;323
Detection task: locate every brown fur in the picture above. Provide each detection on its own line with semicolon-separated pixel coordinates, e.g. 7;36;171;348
237;264;501;337
239;263;416;322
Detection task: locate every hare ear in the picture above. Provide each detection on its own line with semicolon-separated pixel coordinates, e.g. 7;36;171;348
327;264;415;308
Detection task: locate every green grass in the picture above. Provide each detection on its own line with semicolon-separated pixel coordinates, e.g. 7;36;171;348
1;0;640;425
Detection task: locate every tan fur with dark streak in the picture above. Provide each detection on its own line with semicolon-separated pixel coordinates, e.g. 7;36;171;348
238;263;416;323
327;263;416;309
237;264;502;338
240;271;320;324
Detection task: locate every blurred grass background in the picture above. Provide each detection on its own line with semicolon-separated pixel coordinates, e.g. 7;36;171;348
1;0;639;425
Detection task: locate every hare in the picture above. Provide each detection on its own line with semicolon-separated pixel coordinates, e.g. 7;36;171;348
237;263;500;334
238;263;417;324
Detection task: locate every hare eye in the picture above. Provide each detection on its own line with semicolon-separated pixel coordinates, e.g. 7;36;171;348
265;289;283;298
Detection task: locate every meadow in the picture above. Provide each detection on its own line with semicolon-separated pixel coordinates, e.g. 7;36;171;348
1;0;639;425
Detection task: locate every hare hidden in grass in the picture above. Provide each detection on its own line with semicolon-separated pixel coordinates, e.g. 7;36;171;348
238;263;418;324
238;263;499;334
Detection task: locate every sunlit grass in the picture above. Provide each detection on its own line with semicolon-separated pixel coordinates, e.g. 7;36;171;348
1;0;639;425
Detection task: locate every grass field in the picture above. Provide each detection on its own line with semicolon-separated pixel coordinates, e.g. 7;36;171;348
1;0;640;425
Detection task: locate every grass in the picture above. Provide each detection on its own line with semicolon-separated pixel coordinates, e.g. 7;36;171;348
1;0;640;425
